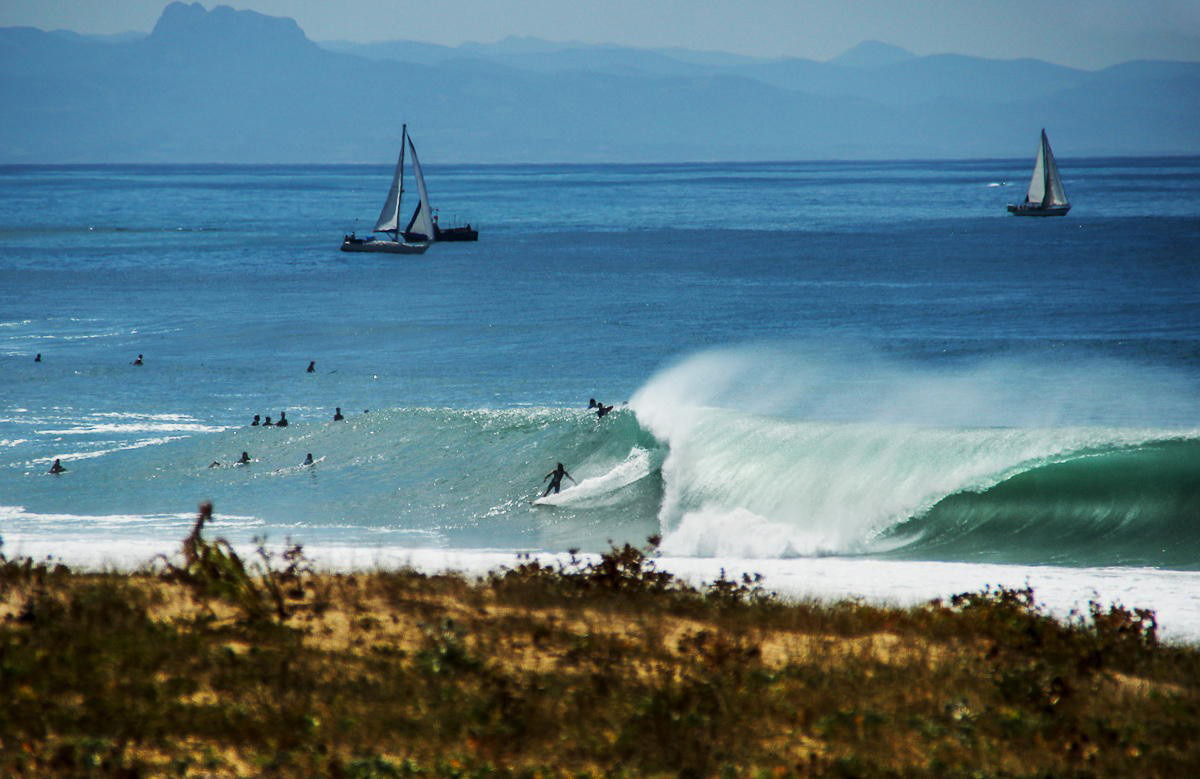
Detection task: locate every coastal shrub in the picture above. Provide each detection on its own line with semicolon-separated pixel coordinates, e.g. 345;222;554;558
156;502;318;624
1081;598;1159;670
490;535;687;604
416;618;480;676
157;502;269;621
338;754;419;778
702;569;774;609
251;535;316;620
0;537;71;595
942;584;1163;678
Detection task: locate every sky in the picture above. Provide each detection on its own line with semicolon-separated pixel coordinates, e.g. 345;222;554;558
3;0;1200;69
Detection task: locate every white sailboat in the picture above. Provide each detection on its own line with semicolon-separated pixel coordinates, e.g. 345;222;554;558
1008;128;1070;217
341;124;434;253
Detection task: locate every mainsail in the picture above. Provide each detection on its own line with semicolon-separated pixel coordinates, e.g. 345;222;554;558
1024;129;1068;208
403;133;435;242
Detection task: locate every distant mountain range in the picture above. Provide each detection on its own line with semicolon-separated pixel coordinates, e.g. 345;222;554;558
1;1;1197;163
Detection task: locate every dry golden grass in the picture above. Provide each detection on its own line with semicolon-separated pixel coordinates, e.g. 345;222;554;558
0;510;1197;777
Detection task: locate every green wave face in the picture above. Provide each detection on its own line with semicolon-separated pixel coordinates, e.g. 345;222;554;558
883;440;1200;568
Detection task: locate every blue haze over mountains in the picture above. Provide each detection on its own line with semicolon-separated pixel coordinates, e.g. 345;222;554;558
2;1;1197;163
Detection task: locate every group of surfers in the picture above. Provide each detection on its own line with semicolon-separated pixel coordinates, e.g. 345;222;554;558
41;350;619;501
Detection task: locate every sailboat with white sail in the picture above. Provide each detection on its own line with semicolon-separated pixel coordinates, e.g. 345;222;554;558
341;124;434;253
1008;129;1070;217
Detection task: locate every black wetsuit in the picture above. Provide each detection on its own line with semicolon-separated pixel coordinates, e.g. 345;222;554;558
542;465;573;496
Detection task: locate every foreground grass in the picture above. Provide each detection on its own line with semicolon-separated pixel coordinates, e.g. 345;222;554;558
1;505;1197;777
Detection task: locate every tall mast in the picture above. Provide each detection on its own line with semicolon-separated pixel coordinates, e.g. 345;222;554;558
396;123;408;238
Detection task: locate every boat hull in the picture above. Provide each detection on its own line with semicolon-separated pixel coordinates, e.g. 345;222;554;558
434;225;479;242
340;238;429;254
1007;203;1070;217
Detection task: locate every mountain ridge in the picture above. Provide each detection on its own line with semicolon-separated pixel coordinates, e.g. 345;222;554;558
1;2;1197;163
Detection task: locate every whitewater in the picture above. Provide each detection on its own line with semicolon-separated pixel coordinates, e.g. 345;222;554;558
2;159;1198;639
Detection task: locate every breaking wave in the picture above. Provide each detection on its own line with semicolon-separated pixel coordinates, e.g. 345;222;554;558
4;345;1197;568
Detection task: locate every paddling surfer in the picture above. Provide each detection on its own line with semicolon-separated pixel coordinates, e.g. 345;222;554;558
48;458;66;474
542;462;576;496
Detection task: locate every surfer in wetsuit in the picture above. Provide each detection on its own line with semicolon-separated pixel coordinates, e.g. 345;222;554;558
333;407;344;421
542;462;576;496
237;451;251;465
303;453;314;466
48;458;66;474
596;402;614;419
276;411;289;427
262;416;273;427
132;354;143;366
307;361;315;373
251;414;261;426
34;353;41;362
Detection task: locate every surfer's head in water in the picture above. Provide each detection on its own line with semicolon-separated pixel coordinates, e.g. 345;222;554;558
303;453;314;466
251;414;260;426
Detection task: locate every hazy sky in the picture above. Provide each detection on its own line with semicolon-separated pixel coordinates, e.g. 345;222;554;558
4;0;1199;68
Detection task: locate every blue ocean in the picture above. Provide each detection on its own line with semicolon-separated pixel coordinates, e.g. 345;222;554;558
3;158;1199;637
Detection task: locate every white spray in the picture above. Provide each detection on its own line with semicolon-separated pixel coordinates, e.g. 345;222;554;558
630;343;1199;559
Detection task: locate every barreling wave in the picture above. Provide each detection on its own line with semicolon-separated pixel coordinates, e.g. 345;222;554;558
888;439;1200;568
636;410;1200;568
628;345;1200;569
